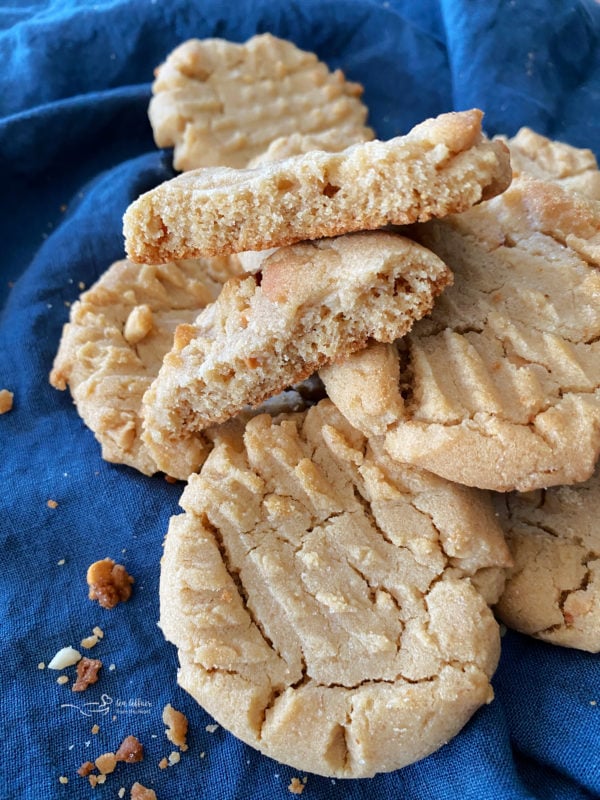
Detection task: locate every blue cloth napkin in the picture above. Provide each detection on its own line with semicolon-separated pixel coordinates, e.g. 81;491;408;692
2;1;600;798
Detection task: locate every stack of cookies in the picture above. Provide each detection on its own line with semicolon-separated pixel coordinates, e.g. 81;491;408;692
50;33;600;778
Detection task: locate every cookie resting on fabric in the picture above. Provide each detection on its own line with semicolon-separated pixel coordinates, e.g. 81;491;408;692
159;400;512;778
149;33;373;172
494;469;600;653
49;256;241;475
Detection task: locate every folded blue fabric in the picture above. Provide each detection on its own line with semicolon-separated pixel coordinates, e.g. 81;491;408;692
1;1;599;798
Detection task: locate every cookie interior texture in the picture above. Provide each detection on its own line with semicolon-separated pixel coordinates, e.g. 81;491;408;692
141;230;452;480
149;33;373;171
494;469;600;652
123;109;511;263
160;400;512;778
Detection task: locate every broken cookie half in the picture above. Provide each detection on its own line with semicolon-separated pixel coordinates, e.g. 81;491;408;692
159;400;512;778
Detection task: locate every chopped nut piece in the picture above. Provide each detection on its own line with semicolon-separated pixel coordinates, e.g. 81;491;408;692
92;626;104;639
37;662;45;670
77;761;95;777
88;774;98;788
86;558;134;609
124;304;154;344
72;657;102;692
57;675;69;685
130;782;157;800
288;777;305;794
47;499;58;508
167;751;180;766
158;758;168;770
48;646;81;670
97;774;107;785
91;724;100;734
95;752;117;775
118;789;126;799
115;735;144;763
58;776;68;785
0;389;13;414
162;704;188;750
81;635;99;649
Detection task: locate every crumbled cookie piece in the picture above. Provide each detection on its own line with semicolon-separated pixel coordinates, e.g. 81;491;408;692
95;752;117;774
0;389;13;414
56;675;69;685
87;558;134;608
58;776;68;785
47;499;58;509
288;777;305;794
81;634;100;649
130;782;157;800
77;761;95;777
162;704;188;750
115;735;144;763
158;758;168;770
72;657;102;692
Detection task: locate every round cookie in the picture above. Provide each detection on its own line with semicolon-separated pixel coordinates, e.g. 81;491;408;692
141;230;452;480
159;400;511;778
50;256;241;475
494;469;600;652
322;175;600;492
148;33;373;172
123;109;511;264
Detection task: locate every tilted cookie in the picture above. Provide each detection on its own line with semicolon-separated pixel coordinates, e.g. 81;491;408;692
123;109;511;264
322;175;600;492
160;400;511;778
50;256;241;475
141;230;452;480
148;33;373;172
494;470;600;652
502;127;600;200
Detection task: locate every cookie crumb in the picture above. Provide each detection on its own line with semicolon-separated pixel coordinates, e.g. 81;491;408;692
205;723;218;733
48;646;81;669
288;777;305;794
162;703;188;750
81;634;100;649
131;782;157;800
57;675;69;685
47;499;58;509
93;626;104;638
58;776;68;785
591;700;597;706
91;724;100;734
158;757;168;769
72;657;102;692
167;751;180;766
87;558;134;608
37;662;45;670
115;735;144;763
88;774;98;788
199;752;205;759
97;774;107;785
77;761;95;777
109;663;116;671
95;752;117;774
118;789;126;799
57;559;66;566
0;389;13;414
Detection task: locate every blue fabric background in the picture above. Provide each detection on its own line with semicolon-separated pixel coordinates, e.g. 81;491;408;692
1;1;599;798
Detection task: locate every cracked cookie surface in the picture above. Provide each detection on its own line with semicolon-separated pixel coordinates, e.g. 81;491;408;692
323;175;600;492
141;230;452;480
148;33;373;172
494;471;600;652
159;400;511;778
123;109;511;264
502;127;600;200
49;256;241;475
